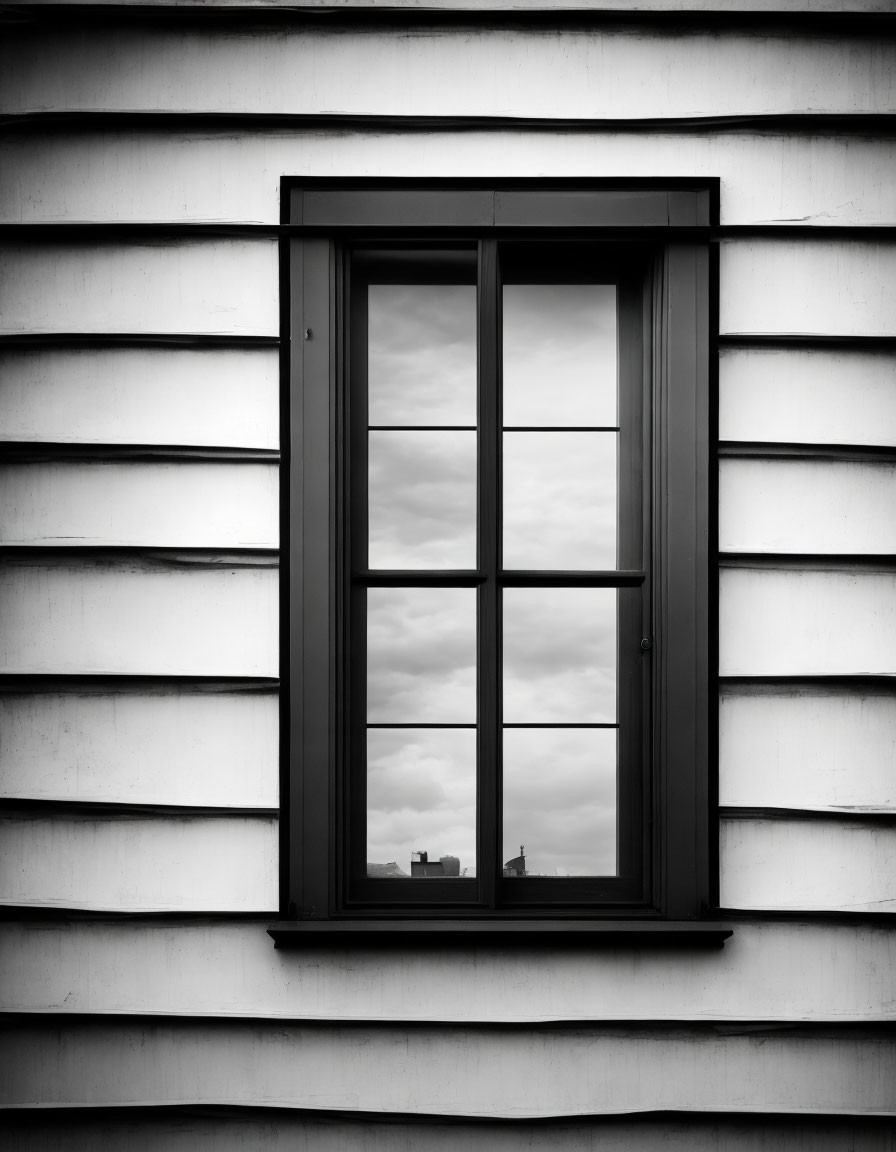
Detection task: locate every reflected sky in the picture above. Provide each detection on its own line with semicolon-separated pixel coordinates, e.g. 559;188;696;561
503;727;617;877
503;587;617;723
368;284;477;426
502;284;617;427
502;431;617;570
369;431;477;569
367;727;476;875
367;586;477;722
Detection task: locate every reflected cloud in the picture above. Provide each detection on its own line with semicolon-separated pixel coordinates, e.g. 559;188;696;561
503;284;616;427
367;727;476;873
369;431;477;569
503;587;617;722
367;586;477;722
369;284;477;426
503;727;617;876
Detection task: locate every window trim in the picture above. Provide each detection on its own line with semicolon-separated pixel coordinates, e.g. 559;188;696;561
273;179;727;945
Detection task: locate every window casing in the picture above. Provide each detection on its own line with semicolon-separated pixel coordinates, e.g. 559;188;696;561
279;181;717;936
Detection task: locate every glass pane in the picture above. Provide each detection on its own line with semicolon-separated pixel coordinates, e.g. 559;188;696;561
367;727;476;879
368;284;477;427
367;587;476;723
502;285;616;427
503;587;616;723
503;432;617;570
503;727;617;877
369;431;477;569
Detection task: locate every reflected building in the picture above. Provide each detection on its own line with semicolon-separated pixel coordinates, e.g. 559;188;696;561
503;846;527;877
411;850;461;877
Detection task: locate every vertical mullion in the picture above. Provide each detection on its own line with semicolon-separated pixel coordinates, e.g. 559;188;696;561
478;239;500;907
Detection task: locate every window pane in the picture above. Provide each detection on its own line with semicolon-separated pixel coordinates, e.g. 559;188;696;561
503;587;617;723
367;587;477;723
369;431;477;569
502;432;617;570
368;284;477;427
502;285;616;427
367;727;476;879
503;727;617;877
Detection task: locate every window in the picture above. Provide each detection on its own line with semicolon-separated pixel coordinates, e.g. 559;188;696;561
274;181;725;943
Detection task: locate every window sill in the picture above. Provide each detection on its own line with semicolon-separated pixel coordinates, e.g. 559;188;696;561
268;920;733;948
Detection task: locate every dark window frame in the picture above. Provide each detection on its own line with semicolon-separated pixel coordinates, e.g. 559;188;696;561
274;179;726;944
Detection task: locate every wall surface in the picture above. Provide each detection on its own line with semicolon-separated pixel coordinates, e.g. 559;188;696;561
1;3;895;1148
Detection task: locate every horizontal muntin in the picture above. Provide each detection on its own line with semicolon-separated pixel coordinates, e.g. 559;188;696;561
354;570;645;586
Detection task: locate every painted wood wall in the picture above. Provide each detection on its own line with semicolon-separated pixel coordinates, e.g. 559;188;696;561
1;3;895;1147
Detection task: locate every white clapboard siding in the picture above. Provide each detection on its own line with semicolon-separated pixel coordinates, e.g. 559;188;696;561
0;560;278;676
1;919;894;1023
0;241;278;336
0;691;279;807
4;130;896;228
720;241;896;336
720;689;896;812
721;818;896;913
0;347;279;449
719;567;896;677
0;816;278;912
2;1021;894;1116
719;347;896;447
719;459;896;555
4;1115;895;1152
3;26;895;118
0;462;279;548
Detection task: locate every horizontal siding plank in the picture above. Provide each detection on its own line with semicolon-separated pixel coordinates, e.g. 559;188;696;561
1;1020;895;1115
0;816;277;912
2;27;894;118
719;347;896;447
0;691;278;807
0;560;278;676
721;817;896;913
719;459;896;555
4;130;896;227
0;241;278;336
1;918;894;1022
0;462;279;547
720;241;896;337
720;688;896;812
719;568;896;677
0;347;279;448
4;1114;896;1152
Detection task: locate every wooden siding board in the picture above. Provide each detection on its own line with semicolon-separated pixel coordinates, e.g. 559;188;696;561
721;818;896;913
5;1113;896;1152
2;1020;896;1115
0;815;278;912
0;690;279;807
720;240;896;337
719;568;896;677
719;347;896;447
4;130;896;227
1;918;894;1022
719;459;896;555
2;27;895;118
720;688;896;812
0;347;279;448
0;561;279;676
0;462;279;548
0;241;278;336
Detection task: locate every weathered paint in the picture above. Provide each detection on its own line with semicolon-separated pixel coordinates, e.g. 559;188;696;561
0;815;278;911
0;347;279;448
0;690;279;807
3;130;895;227
720;688;896;812
0;462;279;547
719;347;896;448
0;241;278;336
2;918;894;1022
0;561;279;676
